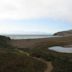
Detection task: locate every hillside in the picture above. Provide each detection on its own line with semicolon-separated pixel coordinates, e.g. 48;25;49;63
0;48;47;72
0;35;72;72
0;35;47;72
0;35;11;47
54;30;72;36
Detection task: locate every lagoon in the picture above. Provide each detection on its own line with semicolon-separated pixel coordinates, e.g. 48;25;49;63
48;46;72;53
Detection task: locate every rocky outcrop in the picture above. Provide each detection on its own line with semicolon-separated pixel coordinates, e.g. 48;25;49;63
54;30;72;36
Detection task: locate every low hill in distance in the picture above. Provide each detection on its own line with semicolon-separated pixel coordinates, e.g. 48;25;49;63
54;30;72;36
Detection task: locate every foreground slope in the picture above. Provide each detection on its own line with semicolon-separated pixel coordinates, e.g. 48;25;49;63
0;48;46;72
0;35;47;72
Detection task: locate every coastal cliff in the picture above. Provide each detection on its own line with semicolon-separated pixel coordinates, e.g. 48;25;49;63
54;30;72;36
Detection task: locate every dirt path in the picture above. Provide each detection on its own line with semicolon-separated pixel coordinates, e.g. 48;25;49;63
44;62;53;72
33;57;53;72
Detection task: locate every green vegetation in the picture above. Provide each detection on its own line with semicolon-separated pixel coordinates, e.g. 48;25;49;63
0;35;72;72
52;59;72;72
0;35;47;72
0;48;47;72
19;45;72;72
0;35;10;48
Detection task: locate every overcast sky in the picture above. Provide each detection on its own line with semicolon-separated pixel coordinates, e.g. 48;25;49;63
0;0;72;34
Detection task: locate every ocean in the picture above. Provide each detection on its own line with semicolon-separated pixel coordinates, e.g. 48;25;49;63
6;35;55;39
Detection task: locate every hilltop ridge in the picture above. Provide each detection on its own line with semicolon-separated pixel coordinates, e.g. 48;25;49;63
54;30;72;36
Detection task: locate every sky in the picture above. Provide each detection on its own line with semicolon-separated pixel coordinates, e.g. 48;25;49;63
0;0;72;34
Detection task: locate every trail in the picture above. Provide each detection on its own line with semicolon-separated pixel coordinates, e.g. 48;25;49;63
44;61;53;72
33;57;53;72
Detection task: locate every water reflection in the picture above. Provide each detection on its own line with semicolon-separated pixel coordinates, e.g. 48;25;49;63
48;46;72;53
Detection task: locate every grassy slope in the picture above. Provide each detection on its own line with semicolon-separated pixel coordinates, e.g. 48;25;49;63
0;48;46;72
0;35;47;72
15;36;72;72
54;30;72;36
0;35;72;72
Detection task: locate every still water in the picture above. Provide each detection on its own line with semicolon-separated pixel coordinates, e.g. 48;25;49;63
49;46;72;53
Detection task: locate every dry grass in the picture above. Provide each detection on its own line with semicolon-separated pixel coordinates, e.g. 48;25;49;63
10;36;72;48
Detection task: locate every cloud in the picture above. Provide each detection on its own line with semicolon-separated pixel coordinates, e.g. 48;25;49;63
0;0;72;22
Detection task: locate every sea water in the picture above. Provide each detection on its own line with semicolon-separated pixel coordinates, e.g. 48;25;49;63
6;35;58;39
